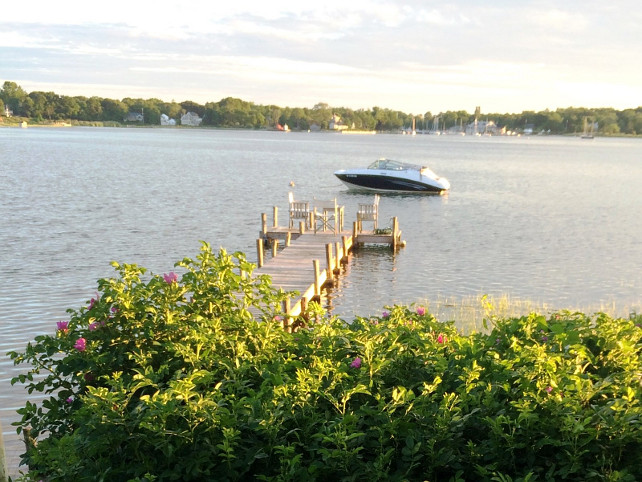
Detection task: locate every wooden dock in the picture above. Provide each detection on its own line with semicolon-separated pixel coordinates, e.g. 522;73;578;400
255;210;404;324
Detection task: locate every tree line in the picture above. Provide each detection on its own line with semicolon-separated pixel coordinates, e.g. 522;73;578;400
2;80;642;135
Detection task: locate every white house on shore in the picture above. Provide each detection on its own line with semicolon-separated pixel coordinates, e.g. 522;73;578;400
181;112;202;126
160;114;176;126
329;114;348;131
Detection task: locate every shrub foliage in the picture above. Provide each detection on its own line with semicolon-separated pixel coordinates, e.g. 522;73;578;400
9;243;642;481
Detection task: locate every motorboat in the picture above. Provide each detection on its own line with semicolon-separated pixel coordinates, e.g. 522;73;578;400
334;158;450;193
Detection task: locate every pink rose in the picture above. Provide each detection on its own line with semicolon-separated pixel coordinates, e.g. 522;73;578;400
74;338;87;351
163;272;178;284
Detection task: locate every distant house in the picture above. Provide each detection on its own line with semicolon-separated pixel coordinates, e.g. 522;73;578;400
523;123;534;135
160;114;176;126
125;111;144;122
466;119;500;136
329;114;348;131
4;106;13;117
181;112;202;126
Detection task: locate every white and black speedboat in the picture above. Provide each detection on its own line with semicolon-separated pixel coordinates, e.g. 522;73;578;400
334;158;450;193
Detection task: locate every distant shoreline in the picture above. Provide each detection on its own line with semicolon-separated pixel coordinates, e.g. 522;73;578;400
2;117;642;138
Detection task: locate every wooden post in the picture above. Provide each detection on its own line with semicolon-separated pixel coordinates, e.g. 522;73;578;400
335;241;342;270
392;217;399;251
282;298;291;331
261;213;267;237
342;235;349;258
285;231;291;247
299;221;305;234
273;206;278;228
272;239;279;257
352;222;359;246
325;244;334;280
256;239;264;268
313;259;321;296
300;297;308;317
0;419;7;482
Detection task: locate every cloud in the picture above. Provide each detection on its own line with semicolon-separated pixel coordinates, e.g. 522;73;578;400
2;1;641;113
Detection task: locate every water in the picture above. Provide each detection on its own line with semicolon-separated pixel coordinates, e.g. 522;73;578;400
1;127;641;475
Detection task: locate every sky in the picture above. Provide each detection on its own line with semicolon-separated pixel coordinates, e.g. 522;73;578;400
2;0;641;115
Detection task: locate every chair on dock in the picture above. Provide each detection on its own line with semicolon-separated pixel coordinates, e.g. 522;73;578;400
313;198;343;234
357;194;379;232
288;192;311;229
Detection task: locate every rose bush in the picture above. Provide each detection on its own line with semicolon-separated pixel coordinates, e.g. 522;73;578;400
9;243;642;481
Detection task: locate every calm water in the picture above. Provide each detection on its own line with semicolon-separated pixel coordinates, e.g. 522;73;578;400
1;127;641;473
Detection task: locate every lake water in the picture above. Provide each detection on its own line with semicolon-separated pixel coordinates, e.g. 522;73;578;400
1;127;641;475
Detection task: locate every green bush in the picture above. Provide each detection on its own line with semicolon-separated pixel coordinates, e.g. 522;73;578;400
9;243;642;481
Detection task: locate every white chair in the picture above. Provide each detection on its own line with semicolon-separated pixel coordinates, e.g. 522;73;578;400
357;194;379;231
313;198;340;234
288;192;310;229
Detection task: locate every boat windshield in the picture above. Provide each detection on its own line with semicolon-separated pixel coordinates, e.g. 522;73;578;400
367;159;422;171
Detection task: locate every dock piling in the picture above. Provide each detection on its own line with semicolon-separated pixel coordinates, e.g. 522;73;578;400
256;239;264;268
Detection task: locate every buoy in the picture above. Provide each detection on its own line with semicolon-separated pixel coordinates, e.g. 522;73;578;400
289;181;295;187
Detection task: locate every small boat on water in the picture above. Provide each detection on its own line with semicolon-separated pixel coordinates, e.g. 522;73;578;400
334;158;450;193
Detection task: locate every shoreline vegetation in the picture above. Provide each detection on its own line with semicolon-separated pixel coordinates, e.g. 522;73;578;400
7;244;642;481
2;80;642;136
425;293;640;335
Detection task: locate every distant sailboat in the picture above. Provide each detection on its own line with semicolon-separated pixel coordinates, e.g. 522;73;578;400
581;117;595;139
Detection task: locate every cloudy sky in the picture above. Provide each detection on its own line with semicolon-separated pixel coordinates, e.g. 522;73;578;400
2;0;641;114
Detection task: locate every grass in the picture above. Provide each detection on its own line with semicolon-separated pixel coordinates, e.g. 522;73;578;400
420;293;641;334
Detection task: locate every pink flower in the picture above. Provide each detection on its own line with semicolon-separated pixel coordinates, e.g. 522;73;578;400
546;386;553;393
57;321;69;333
350;357;362;369
88;292;99;310
416;306;426;316
74;338;87;352
437;334;447;344
163;272;178;284
66;397;73;403
273;315;281;322
88;322;99;331
382;311;390;318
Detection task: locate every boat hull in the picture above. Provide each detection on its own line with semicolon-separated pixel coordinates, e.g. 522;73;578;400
335;172;447;193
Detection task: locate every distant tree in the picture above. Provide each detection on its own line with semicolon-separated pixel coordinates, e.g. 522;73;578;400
268;106;282;128
1;81;29;116
81;97;104;121
180;100;205;117
540;111;564;133
28;91;48;120
144;106;161;125
59;95;81;120
101;98;128;122
618;108;642;135
161;101;183;122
